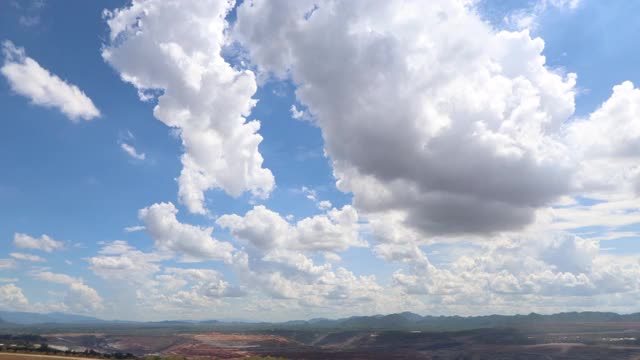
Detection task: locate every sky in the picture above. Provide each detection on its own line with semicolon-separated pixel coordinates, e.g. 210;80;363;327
0;0;639;322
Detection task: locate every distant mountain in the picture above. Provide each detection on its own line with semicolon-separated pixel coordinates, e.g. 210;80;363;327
255;311;640;332
1;310;639;331
0;311;104;325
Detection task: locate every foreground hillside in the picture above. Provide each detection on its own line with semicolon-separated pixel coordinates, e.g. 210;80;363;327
2;323;640;359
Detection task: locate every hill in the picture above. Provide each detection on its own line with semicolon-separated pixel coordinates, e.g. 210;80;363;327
0;310;639;332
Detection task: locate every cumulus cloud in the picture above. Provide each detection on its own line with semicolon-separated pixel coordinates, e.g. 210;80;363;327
235;0;577;237
0;283;29;310
89;240;165;283
30;270;103;313
1;40;100;121
567;81;640;198
10;252;46;263
229;249;383;308
216;203;380;310
13;233;64;252
65;282;103;314
102;0;274;214
147;267;245;310
218;204;366;253
87;241;244;317
384;231;640;312
139;202;235;262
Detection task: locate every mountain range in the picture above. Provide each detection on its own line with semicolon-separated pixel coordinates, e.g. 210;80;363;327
1;310;640;331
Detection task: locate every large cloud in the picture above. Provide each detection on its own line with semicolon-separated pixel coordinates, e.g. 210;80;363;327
102;0;274;214
1;40;100;121
88;240;165;283
139;202;236;262
217;204;365;253
235;0;578;236
386;232;639;310
567;81;640;198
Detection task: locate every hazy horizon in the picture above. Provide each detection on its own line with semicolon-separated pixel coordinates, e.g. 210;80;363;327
1;0;639;323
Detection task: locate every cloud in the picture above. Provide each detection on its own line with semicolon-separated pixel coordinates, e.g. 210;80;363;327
18;16;40;27
300;186;332;210
1;40;100;121
102;0;274;214
13;233;64;252
124;225;145;232
503;0;583;31
384;232;640;308
30;271;78;285
218;204;366;253
10;252;46;263
235;0;577;237
30;270;103;313
0;284;29;310
318;200;332;210
0;259;16;269
120;142;146;160
146;267;245;310
139;202;235;262
88;241;244;316
290;104;309;121
567;81;640;198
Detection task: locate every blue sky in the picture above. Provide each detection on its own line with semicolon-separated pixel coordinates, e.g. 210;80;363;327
0;0;639;321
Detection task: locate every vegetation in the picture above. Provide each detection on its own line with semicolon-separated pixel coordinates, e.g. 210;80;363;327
0;334;135;360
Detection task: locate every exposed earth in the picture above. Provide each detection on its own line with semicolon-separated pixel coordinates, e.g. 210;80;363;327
41;324;640;359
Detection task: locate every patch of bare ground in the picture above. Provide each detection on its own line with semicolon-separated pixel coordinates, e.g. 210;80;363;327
0;353;98;360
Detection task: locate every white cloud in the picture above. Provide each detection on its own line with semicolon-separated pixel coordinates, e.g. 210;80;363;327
300;186;333;210
1;40;100;121
385;232;640;310
146;267;245;310
139;202;236;262
318;200;332;210
87;241;245;317
89;240;165;283
10;252;46;263
65;282;103;314
567;81;640;199
30;270;103;313
230;249;383;308
30;270;79;285
504;0;583;31
218;204;366;253
0;259;16;269
120;142;146;160
0;283;29;310
102;0;274;214
290;104;309;121
124;225;145;232
235;0;577;237
13;233;64;252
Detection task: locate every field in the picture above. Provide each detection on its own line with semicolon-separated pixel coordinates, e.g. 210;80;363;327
0;354;97;360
